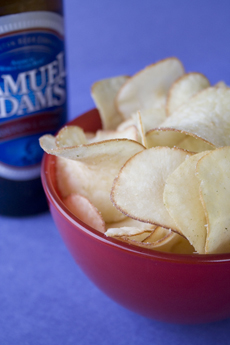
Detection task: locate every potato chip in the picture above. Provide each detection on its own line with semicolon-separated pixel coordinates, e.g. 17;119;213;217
91;75;129;130
147;87;230;149
111;146;192;229
196;147;230;254
166;72;210;116
116;57;184;120
163;152;209;253
63;194;106;233
39;138;145;222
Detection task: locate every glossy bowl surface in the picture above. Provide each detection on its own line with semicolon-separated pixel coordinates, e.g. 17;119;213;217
41;108;230;324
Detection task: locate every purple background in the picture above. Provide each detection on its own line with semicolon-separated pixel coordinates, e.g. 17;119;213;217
1;0;230;344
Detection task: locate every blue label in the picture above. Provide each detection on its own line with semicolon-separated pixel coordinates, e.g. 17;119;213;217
0;28;67;167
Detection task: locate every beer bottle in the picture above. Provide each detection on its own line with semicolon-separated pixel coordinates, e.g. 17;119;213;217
0;0;67;216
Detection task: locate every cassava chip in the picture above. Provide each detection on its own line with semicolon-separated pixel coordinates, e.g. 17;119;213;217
139;107;167;132
176;136;214;152
196;147;230;254
215;81;228;88
163;152;209;253
120;231;153;242
116;111;149;147
146;128;187;149
150;87;230;149
87;126;138;143
121;226;194;254
40;126;87;151
63;194;106;233
55;126;87;147
39;138;145;222
170;237;195;254
106;216;156;231
146;128;214;153
166;72;210;116
117;106;166;134
105;217;156;237
111;146;192;229
116;57;184;119
143;226;170;243
143;228;194;254
106;226;171;251
118;108;167;135
39;134;56;150
132;111;147;147
40;57;230;255
55;157;127;222
105;227;153;238
91;75;129;129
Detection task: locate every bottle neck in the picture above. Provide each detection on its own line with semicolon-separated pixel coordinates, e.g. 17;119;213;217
0;0;63;17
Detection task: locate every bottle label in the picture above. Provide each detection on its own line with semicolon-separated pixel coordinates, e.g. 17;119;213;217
0;11;67;179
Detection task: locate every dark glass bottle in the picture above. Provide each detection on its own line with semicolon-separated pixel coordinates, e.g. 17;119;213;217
0;0;67;216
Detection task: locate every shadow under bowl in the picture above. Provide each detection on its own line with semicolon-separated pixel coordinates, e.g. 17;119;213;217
41;108;230;324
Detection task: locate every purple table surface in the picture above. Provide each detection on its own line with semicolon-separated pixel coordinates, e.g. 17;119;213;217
1;0;230;344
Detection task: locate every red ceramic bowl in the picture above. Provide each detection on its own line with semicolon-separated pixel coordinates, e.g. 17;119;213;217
41;108;230;324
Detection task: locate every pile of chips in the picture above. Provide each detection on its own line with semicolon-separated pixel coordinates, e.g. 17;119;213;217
40;57;230;255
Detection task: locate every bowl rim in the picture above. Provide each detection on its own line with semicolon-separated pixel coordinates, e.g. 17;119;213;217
41;109;230;265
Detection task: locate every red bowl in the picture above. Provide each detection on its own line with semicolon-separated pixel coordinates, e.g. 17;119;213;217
41;108;230;324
